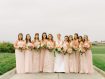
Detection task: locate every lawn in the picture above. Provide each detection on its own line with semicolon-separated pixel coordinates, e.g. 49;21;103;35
0;53;15;75
92;45;105;71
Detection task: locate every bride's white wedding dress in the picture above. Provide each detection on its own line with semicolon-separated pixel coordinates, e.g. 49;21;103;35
54;40;65;72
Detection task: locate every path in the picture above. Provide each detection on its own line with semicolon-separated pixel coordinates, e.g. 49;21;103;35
9;70;105;79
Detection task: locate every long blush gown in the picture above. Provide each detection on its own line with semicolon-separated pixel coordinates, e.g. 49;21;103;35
72;40;80;73
25;42;33;73
14;40;25;74
32;40;40;73
69;41;77;73
63;41;69;73
43;41;55;72
40;40;47;72
84;42;94;74
79;42;88;73
54;40;65;72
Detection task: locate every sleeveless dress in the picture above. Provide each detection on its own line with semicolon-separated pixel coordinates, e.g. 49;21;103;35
40;40;47;72
14;40;25;74
79;42;88;73
25;42;33;73
43;41;55;72
72;40;80;73
32;40;40;73
69;41;77;73
63;41;69;73
54;40;65;72
84;42;94;74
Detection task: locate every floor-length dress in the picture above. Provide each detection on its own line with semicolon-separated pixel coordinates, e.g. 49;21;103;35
73;40;80;73
69;41;77;73
32;40;40;73
54;40;65;72
63;41;69;73
40;40;47;72
43;41;55;72
84;42;94;74
25;42;33;73
14;40;25;74
79;42;88;73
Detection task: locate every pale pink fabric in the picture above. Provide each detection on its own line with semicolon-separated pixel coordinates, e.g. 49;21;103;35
86;50;94;74
72;40;80;73
43;41;55;72
79;53;88;73
84;42;94;74
14;41;25;74
69;42;77;73
63;41;69;73
39;40;47;72
32;41;40;72
25;43;33;73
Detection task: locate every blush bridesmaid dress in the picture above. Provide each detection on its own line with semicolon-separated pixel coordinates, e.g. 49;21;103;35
54;40;65;72
14;40;25;74
63;41;69;73
43;41;55;72
25;42;33;73
84;41;94;74
69;41;77;73
79;42;88;73
32;40;40;73
40;40;47;72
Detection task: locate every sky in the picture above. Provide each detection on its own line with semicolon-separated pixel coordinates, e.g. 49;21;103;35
0;0;105;42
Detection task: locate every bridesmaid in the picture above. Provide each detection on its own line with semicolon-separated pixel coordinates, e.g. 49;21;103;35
25;34;34;73
83;35;94;74
63;36;70;73
54;34;65;72
78;36;88;74
73;33;80;73
43;34;55;72
40;32;47;72
32;33;40;73
69;35;77;73
14;33;25;74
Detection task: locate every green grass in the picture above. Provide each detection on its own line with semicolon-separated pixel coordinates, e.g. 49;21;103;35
0;53;16;75
92;45;105;71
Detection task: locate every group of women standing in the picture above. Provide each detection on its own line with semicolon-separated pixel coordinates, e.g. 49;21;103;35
14;32;94;74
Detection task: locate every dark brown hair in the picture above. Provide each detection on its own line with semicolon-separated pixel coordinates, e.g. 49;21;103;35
25;34;31;43
42;32;47;40
48;34;53;42
18;33;23;41
34;33;39;41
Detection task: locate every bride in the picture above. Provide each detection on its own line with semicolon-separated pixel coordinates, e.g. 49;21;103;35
54;34;65;72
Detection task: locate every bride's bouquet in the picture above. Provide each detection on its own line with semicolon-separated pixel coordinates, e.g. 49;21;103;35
54;46;63;54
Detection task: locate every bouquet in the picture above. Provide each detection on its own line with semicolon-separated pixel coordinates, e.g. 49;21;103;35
83;43;90;51
18;43;25;52
62;47;68;55
67;48;73;54
34;44;41;51
72;45;79;51
41;44;47;49
79;48;86;55
54;47;63;54
26;43;33;50
47;44;55;52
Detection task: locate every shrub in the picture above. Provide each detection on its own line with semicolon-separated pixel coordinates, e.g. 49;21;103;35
0;42;15;53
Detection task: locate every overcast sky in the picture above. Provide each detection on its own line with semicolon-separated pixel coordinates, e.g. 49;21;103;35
0;0;105;42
